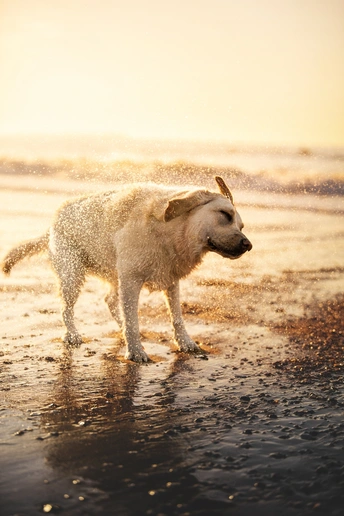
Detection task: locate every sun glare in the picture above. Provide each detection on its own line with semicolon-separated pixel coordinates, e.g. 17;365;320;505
0;0;343;147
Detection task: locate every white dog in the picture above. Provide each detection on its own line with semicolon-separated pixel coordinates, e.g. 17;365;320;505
2;176;252;362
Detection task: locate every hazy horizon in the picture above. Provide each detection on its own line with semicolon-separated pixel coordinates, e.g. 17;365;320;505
1;131;344;150
0;131;344;155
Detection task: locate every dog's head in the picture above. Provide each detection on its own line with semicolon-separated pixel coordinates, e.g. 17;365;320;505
164;176;252;260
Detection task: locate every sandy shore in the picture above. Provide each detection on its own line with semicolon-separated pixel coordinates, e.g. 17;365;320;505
1;173;343;515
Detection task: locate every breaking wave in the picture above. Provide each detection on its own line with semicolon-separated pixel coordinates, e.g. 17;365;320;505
0;135;343;196
0;157;343;197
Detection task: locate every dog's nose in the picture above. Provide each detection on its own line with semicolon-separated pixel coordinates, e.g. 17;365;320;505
241;238;252;252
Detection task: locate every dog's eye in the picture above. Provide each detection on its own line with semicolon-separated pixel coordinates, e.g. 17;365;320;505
219;210;233;223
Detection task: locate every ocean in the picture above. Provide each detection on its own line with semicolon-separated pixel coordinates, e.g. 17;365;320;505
0;134;343;196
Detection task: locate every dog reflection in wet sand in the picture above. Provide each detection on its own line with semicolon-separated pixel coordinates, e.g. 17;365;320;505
2;176;252;362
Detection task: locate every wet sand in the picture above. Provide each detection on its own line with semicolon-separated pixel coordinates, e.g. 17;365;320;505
1;173;344;516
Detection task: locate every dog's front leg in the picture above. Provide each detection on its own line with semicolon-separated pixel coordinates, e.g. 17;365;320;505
119;276;149;363
164;282;201;353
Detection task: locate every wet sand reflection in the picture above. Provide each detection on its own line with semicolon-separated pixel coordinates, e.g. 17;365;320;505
39;343;204;515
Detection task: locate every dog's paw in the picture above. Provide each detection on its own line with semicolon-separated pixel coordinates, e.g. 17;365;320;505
178;338;202;354
63;332;83;348
125;347;150;363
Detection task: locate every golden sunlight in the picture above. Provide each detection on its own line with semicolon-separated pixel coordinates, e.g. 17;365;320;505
0;0;343;147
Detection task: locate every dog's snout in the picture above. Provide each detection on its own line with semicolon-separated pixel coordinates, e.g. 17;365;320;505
241;237;252;252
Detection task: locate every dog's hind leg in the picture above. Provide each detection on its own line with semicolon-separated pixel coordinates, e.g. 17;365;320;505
164;282;202;353
50;241;85;347
118;275;149;362
105;281;123;329
60;274;85;347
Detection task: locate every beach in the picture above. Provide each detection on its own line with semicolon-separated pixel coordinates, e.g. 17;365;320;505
1;153;344;515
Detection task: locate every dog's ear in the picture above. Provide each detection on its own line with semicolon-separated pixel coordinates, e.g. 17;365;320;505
215;176;234;204
164;191;213;222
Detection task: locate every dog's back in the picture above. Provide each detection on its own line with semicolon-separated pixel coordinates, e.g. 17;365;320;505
51;184;183;271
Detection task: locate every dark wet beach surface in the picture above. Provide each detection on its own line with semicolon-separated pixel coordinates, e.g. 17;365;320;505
1;293;344;516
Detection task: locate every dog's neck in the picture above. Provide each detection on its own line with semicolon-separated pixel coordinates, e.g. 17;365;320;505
169;224;206;279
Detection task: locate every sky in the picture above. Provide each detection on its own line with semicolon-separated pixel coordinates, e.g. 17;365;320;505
0;0;344;147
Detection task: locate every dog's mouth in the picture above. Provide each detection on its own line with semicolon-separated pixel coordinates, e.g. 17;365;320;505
207;237;246;259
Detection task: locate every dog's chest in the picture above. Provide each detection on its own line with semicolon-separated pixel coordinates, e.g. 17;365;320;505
143;252;202;291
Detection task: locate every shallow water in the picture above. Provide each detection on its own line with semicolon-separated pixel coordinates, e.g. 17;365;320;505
1;329;343;516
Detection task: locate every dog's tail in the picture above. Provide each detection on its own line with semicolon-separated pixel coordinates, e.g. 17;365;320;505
2;231;50;275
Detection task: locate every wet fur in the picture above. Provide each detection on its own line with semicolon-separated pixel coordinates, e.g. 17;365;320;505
2;178;251;362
